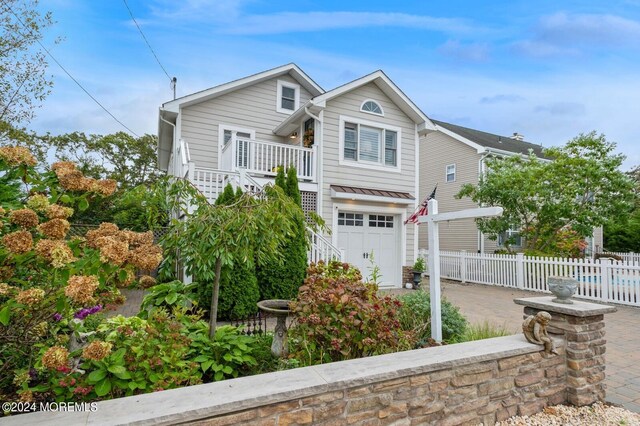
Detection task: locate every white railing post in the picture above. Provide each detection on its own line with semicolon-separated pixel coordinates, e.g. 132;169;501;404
600;258;611;302
460;250;467;283
231;134;238;169
238;167;247;189
516;253;525;289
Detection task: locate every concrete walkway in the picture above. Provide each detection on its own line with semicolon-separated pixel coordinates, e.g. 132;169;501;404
437;280;640;413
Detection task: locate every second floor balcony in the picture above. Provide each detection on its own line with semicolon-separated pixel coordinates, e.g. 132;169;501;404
220;137;316;182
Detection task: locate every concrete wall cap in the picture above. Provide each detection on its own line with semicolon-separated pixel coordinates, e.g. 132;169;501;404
514;296;617;317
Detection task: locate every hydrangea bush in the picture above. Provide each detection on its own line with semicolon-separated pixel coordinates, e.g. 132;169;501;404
0;148;163;403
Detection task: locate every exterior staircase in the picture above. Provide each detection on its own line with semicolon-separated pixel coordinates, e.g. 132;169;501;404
172;139;343;263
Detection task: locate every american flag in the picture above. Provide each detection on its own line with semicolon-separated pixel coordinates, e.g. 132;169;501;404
404;185;437;225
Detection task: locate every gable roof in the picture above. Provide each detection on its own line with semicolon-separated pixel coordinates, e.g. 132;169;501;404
433;120;546;157
161;63;324;113
314;70;436;132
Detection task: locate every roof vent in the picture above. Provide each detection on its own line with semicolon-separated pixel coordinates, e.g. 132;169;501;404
511;132;524;141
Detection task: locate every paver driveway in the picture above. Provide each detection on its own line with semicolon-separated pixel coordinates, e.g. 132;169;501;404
438;280;640;413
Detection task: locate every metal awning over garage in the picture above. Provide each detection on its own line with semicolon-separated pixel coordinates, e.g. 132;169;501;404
330;185;415;205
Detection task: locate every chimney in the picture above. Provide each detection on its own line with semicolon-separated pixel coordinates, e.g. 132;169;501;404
511;132;524;141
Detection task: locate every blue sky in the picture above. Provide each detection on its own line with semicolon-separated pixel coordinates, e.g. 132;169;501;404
33;0;640;169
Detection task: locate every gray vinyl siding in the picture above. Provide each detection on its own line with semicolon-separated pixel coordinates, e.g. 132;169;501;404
593;226;604;253
418;131;482;252
321;82;418;267
180;74;312;169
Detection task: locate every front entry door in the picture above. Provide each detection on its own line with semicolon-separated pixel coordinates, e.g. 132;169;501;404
337;211;399;287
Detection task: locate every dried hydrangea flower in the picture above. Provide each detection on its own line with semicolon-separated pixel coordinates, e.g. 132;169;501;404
51;161;76;173
0;266;14;281
37;218;70;240
46;204;74;220
26;194;50;213
138;275;157;289
18;390;34;403
64;275;100;305
123;230;154;248
35;239;76;267
16;288;45;306
82;340;112;361
128;244;163;271
91;179;117;197
0;282;15;295
9;208;39;228
97;236;129;266
41;346;69;370
85;223;120;248
2;230;33;254
57;169;88;192
0;206;5;217
0;146;37;167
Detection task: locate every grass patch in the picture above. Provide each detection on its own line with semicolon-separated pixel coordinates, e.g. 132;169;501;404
460;320;512;342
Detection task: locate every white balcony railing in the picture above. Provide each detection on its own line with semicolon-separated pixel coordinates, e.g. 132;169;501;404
220;137;316;181
187;165;342;263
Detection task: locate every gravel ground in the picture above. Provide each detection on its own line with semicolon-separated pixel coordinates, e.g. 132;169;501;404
497;402;640;425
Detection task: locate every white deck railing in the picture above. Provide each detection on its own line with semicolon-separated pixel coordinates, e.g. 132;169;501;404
187;165;342;263
220;137;316;181
418;249;640;307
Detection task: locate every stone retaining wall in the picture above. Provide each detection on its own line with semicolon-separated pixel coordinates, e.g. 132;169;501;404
10;297;615;426
9;335;566;426
196;342;566;426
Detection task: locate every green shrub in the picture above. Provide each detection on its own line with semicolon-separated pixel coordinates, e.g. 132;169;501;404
256;167;307;301
397;290;468;344
196;262;260;320
459;321;511;342
140;280;197;317
289;261;415;365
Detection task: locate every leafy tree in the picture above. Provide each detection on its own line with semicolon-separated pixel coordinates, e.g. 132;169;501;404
45;132;163;189
194;184;260;320
604;165;640;252
256;167;308;300
159;178;307;337
457;132;635;255
0;0;55;127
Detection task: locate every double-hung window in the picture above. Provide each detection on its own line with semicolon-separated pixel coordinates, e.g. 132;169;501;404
446;164;456;182
498;229;522;248
342;119;399;168
276;80;299;114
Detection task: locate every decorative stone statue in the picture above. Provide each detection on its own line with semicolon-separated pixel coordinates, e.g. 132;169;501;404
522;311;558;355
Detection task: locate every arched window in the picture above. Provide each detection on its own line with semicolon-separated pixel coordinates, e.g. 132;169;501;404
360;100;384;116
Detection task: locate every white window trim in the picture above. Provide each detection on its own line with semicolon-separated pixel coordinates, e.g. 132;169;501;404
360;99;384;116
338;115;402;173
217;124;255;168
498;229;523;248
276;80;300;114
446;163;456;182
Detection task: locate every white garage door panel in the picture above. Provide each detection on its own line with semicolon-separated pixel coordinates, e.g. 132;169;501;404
338;211;399;287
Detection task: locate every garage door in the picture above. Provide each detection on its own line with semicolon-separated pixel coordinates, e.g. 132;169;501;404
337;212;399;287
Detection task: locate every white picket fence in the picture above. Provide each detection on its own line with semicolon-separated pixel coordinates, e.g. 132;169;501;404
599;252;640;264
418;249;640;307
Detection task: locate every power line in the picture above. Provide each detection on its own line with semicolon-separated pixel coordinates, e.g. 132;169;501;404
122;0;172;82
1;0;140;137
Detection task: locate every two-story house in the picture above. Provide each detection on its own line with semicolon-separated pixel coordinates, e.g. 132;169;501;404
417;120;604;254
157;64;436;287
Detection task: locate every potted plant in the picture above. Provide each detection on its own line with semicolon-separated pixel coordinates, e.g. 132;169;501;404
412;257;426;289
303;128;314;148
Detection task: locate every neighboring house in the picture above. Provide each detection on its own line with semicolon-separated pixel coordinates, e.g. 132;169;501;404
417;120;604;254
157;64;436;287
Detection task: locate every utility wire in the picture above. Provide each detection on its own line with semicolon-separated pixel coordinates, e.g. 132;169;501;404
1;0;140;137
122;0;172;82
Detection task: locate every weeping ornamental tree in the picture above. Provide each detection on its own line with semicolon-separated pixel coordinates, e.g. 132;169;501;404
160;178;306;338
456;132;635;255
256;166;308;300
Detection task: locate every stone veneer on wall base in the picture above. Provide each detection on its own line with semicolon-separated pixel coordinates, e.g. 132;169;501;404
9;335;566;426
515;296;617;407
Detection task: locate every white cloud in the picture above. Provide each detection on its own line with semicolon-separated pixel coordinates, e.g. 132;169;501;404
512;12;640;58
220;12;475;35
